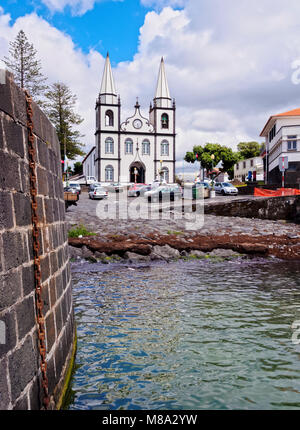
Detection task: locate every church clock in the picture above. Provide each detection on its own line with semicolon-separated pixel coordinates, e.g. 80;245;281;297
133;119;142;129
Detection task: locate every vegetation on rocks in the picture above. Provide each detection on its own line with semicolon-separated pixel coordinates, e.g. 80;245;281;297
68;224;95;238
167;230;184;235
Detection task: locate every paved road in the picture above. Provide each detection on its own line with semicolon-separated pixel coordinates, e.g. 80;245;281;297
68;190;247;221
65;190;300;239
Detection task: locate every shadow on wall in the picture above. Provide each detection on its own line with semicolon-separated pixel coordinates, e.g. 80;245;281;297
0;70;76;410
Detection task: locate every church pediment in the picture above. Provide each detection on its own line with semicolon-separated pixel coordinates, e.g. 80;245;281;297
120;102;154;133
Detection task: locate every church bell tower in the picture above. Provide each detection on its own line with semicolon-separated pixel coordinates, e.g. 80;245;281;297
95;53;121;182
150;58;176;182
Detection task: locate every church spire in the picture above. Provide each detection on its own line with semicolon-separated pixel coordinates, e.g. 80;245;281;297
154;57;171;108
99;52;118;104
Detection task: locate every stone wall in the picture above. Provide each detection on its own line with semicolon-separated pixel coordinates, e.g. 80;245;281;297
205;195;300;222
0;71;75;409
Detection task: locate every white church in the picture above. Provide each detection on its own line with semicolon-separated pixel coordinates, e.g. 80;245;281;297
82;54;176;184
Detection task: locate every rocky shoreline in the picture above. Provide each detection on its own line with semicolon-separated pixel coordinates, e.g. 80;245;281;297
66;193;300;264
68;241;244;264
68;228;300;263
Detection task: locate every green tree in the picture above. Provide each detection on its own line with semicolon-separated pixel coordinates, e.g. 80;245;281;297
184;151;196;164
184;143;239;180
45;82;85;161
3;30;48;106
237;141;262;160
73;161;83;175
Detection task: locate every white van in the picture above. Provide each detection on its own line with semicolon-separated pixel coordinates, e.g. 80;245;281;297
85;176;97;185
66;176;97;185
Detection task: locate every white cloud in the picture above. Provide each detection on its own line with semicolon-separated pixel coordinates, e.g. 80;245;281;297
140;0;187;9
41;0;124;16
0;9;104;158
41;0;185;16
2;1;300;170
41;0;97;15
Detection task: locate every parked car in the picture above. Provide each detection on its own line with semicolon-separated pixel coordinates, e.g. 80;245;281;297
106;182;124;193
192;183;210;199
145;185;182;202
137;185;152;196
171;183;183;193
214;182;238;196
88;182;102;192
196;181;213;190
128;183;147;197
68;175;97;185
68;182;81;194
202;181;212;188
151;179;161;189
88;186;108;200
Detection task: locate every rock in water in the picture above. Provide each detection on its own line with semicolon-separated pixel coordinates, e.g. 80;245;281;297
152;245;180;260
124;252;150;262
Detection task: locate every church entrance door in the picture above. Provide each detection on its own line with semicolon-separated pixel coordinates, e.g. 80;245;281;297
129;162;146;183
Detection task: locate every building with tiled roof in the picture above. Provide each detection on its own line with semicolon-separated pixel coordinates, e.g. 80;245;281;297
260;108;300;184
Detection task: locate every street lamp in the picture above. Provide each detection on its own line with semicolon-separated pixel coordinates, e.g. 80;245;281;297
195;153;200;181
210;154;215;190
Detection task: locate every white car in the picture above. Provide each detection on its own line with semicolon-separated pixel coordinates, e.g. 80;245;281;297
144;185;182;202
88;186;108;200
68;182;81;194
214;182;238;195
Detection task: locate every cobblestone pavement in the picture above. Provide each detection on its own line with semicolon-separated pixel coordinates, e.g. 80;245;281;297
66;191;300;239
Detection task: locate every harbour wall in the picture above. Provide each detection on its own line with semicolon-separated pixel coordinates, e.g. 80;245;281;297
0;70;75;410
204;195;300;222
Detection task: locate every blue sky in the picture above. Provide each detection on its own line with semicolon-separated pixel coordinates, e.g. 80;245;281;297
1;0;300;166
0;0;182;64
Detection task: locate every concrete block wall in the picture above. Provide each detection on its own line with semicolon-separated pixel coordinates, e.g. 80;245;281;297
0;70;75;409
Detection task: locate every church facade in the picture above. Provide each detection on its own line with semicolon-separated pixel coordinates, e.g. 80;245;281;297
93;54;176;184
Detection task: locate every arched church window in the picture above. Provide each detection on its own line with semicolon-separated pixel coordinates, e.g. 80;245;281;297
161;140;169;156
161;113;169;129
105;165;114;182
105;110;114;126
105;137;114;154
125;138;133;154
142;139;150;155
161;167;169;183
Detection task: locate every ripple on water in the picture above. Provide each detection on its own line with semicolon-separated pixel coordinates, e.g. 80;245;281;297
67;259;300;410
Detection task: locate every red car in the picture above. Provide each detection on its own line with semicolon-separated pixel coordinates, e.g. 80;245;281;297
127;183;147;197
